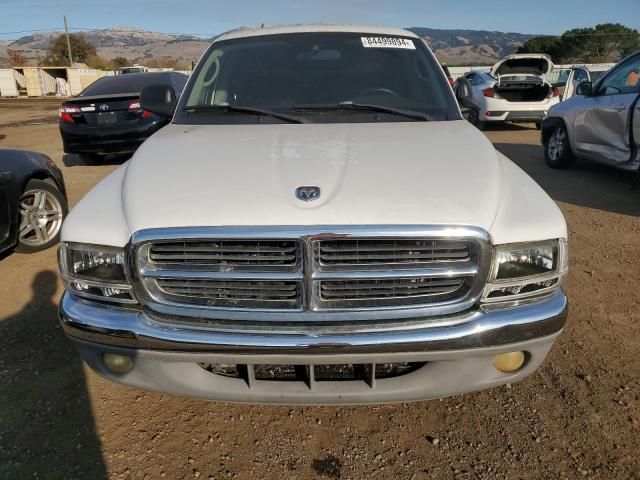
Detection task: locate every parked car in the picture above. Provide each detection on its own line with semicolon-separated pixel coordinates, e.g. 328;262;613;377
117;65;149;75
542;51;640;170
59;25;568;405
554;65;612;101
59;71;189;162
0;148;67;254
459;54;561;129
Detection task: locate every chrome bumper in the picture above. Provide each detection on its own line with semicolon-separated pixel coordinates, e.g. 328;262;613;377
59;290;568;355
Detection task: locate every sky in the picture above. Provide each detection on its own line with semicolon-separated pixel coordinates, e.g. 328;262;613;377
0;0;639;39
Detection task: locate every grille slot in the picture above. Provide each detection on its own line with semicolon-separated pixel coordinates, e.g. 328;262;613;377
316;239;471;269
149;240;300;270
154;278;303;309
317;276;468;308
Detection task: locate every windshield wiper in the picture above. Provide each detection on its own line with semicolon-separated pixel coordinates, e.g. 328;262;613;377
291;102;433;121
182;104;307;124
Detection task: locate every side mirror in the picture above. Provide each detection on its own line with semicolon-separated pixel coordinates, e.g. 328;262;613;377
575;81;593;96
140;84;177;117
455;77;481;111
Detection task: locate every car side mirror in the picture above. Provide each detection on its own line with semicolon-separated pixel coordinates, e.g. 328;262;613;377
140;84;177;117
575;81;593;96
455;77;480;113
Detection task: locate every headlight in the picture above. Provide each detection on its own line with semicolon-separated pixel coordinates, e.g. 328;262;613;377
483;239;567;302
58;243;137;304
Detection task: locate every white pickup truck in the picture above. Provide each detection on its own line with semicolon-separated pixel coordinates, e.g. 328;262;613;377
58;25;569;404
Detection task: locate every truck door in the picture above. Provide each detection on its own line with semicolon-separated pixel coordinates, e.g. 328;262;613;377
572;53;640;164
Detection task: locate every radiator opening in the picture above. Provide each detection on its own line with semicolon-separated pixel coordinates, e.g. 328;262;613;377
198;362;426;389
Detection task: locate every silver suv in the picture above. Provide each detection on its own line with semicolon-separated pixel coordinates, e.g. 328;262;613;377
542;51;640;170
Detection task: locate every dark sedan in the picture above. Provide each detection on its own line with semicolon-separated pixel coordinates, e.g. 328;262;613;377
59;72;188;162
0;148;68;254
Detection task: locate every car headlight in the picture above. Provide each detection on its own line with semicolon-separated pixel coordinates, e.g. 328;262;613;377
483;239;568;302
58;243;137;304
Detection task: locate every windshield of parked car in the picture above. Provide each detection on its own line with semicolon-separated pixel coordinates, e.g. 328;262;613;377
177;32;459;124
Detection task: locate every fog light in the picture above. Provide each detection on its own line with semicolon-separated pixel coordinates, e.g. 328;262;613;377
493;351;526;373
103;353;134;374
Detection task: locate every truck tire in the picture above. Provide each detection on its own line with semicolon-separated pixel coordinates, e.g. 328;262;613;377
544;124;575;169
15;179;68;253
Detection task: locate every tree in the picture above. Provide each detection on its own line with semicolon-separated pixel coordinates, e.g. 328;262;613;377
7;49;28;66
146;57;184;69
86;55;110;70
110;56;131;70
41;33;97;66
562;24;639;62
517;36;565;63
517;23;639;64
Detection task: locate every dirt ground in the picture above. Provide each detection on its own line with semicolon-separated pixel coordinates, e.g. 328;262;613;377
0;98;639;480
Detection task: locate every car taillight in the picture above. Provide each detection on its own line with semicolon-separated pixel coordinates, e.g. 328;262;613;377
552;86;560;97
59;104;81;123
129;100;152;118
483;88;496;98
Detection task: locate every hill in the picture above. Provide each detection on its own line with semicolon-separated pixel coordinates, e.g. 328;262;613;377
0;27;536;68
407;27;535;64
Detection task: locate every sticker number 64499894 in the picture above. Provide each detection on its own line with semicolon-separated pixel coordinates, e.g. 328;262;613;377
361;37;416;49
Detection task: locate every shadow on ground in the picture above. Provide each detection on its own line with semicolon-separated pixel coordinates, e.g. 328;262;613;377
0;271;107;479
63;153;131;167
494;143;640;217
482;122;537;132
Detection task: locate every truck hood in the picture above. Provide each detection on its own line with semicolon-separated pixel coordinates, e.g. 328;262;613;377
122;121;503;232
491;54;553;77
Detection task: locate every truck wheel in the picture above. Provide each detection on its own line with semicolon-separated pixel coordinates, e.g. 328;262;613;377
15;179;68;253
544;125;575;169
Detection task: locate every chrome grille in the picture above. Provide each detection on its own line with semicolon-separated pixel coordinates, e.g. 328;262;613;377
133;227;490;321
154;278;302;309
316;239;470;269
318;276;468;308
147;240;300;270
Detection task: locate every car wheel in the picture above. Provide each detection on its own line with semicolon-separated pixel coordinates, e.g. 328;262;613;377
15;179;68;253
467;109;486;130
535;121;542;130
544;125;575;169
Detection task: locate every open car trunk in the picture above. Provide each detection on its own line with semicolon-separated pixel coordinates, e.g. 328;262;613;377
491;54;554;102
495;76;552;102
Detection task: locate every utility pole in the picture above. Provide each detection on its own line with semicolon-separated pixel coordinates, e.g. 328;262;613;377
64;15;73;66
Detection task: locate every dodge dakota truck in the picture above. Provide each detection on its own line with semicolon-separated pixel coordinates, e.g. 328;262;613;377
58;25;569;404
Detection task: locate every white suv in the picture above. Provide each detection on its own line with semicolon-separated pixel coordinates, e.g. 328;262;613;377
58;25;568;404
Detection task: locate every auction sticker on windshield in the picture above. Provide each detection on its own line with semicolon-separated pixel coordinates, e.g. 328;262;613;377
361;37;415;49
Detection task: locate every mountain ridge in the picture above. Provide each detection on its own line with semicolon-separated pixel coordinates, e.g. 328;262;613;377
0;27;536;67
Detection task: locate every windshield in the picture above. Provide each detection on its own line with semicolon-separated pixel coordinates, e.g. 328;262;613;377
176;32;459;124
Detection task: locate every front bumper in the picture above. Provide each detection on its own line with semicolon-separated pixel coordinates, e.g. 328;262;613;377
60;290;568;404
